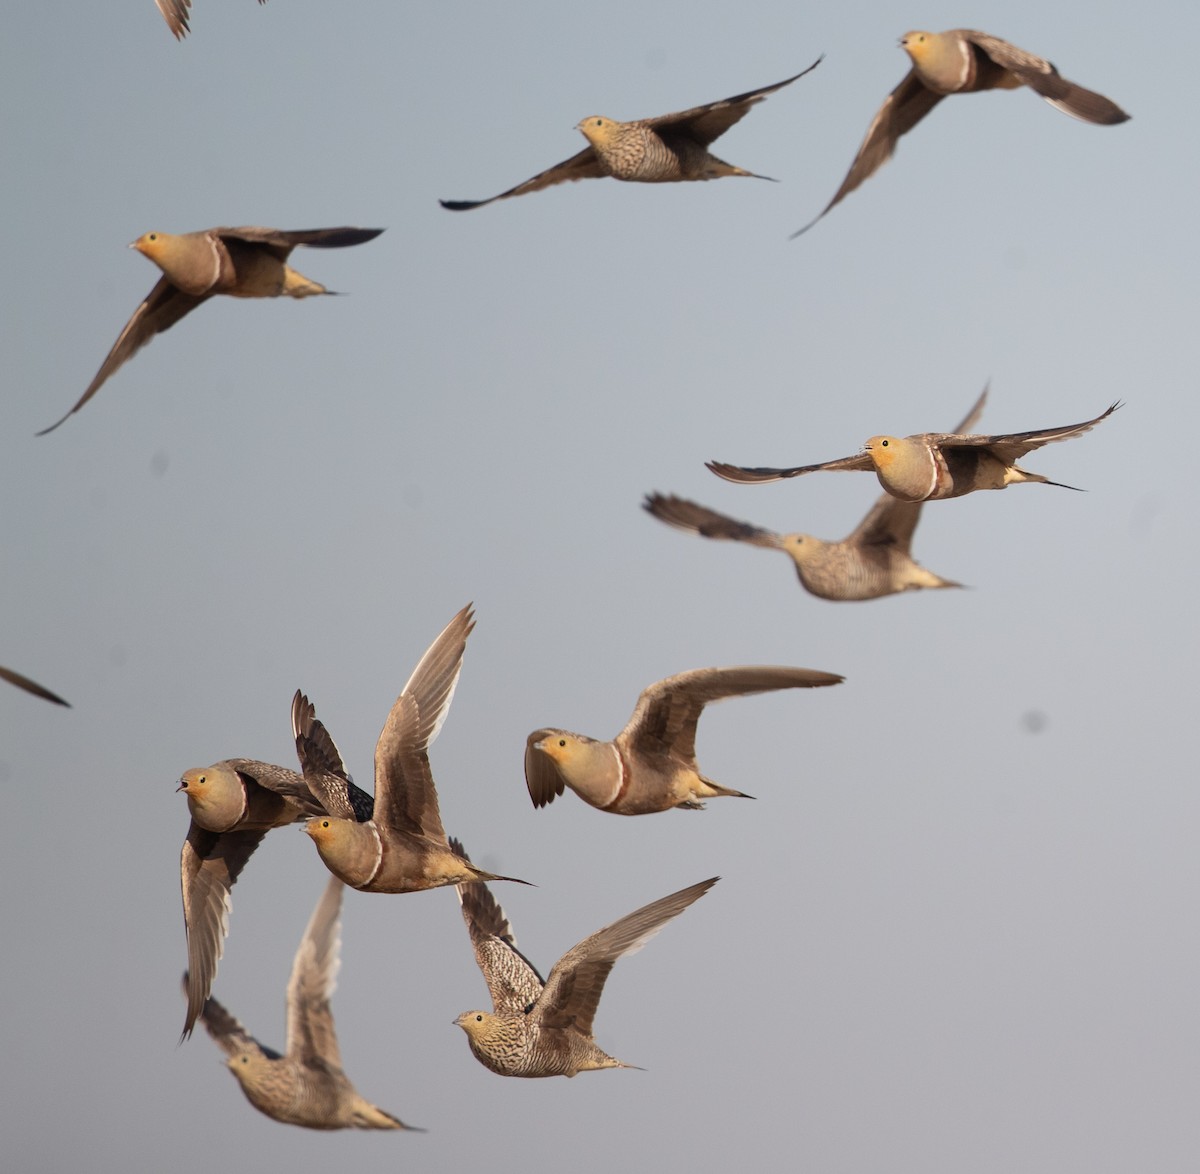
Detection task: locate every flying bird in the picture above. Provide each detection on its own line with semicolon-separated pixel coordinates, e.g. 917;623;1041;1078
155;0;267;40
794;30;1128;235
0;664;69;706
178;752;372;1041
452;839;717;1077
708;401;1120;502
189;876;420;1131
40;225;384;434
525;665;842;815
644;388;987;600
298;605;530;892
440;58;822;211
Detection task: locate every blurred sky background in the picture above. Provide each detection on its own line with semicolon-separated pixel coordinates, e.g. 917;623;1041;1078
2;1;1195;1171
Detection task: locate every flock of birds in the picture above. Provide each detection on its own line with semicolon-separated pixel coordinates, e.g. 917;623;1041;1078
4;0;1131;1136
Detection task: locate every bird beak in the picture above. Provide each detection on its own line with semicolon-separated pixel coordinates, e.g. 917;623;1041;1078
176;780;187;792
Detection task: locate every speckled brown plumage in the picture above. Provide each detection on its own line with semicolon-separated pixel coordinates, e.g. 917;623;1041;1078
453;839;717;1077
441;58;821;210
191;877;419;1130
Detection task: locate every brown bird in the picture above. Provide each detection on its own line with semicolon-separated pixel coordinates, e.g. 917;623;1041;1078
644;388;987;600
794;30;1129;234
525;665;843;815
298;605;530;892
440;58;821;211
708;401;1120;502
453;838;717;1077
39;225;384;434
190;876;420;1131
155;0;267;41
178;751;372;1041
0;664;69;706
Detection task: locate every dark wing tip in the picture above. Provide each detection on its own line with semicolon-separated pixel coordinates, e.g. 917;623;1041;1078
440;199;484;212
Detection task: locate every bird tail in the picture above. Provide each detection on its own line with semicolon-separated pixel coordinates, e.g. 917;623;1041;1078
281;267;335;297
1008;465;1084;492
350;1101;425;1131
707;154;777;182
476;868;535;887
697;774;756;802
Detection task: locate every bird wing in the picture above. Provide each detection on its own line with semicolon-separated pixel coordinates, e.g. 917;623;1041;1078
848;386;988;547
524;729;567;809
440;148;606;211
964;32;1130;124
934;401;1120;463
642;493;784;550
38;277;207;435
647;58;823;145
291;692;362;820
452;838;545;1014
184;975;272;1060
707;451;874;483
215;226;385;259
372;605;475;841
846;493;925;550
0;665;69;706
155;0;191;38
622;666;844;763
180;823;267;1039
536;878;718;1035
791;70;943;236
285;877;345;1070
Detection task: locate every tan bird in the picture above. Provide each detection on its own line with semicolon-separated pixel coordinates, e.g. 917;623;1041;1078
708;401;1120;502
178;753;372;1040
453;838;717;1077
190;876;420;1131
794;30;1129;234
646;388;987;600
155;0;267;39
525;665;843;815
298;605;530;892
39;225;384;434
440;58;821;211
0;664;69;706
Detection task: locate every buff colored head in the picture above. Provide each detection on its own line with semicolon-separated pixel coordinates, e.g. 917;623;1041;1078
899;31;935;62
227;1050;274;1087
780;532;828;567
303;816;377;888
453;1010;512;1061
576;116;621;149
177;763;245;832
533;731;610;785
131;231;175;263
864;435;905;472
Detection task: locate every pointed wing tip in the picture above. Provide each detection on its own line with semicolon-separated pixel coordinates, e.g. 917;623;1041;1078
788;215;822;240
440;199;481;212
35;414;70;437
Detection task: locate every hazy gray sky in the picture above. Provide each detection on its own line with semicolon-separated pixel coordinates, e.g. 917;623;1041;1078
3;2;1195;1171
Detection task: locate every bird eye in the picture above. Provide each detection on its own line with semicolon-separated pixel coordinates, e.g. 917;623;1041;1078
594;119;602;127
880;440;889;447
475;1014;483;1022
148;233;157;241
558;739;566;747
197;775;205;783
322;820;330;828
